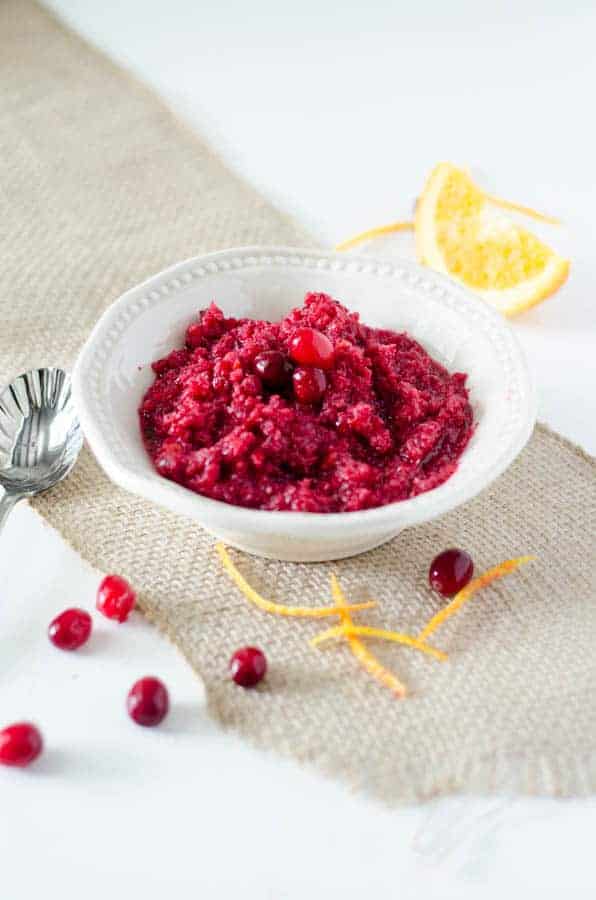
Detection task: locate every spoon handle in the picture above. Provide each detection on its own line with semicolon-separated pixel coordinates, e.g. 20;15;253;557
0;492;19;535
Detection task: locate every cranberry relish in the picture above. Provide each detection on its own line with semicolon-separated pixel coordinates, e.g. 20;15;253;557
139;293;473;513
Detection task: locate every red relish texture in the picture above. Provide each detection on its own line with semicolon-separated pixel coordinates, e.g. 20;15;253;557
139;293;473;513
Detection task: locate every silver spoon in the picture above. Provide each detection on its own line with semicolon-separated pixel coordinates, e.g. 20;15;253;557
0;368;83;533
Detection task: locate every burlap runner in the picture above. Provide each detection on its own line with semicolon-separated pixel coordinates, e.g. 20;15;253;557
3;0;595;803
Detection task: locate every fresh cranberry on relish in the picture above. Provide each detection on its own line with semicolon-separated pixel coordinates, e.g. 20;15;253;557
96;575;136;622
0;723;43;767
429;548;474;597
292;366;327;404
253;350;293;390
48;608;92;651
289;327;335;370
185;321;204;349
230;647;267;688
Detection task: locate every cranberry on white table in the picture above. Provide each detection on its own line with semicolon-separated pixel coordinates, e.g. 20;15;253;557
4;2;596;898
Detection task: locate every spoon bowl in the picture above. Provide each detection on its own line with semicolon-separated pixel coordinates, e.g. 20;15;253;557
0;369;82;527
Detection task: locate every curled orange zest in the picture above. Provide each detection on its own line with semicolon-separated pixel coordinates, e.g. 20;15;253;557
311;624;447;662
335;221;414;252
484;193;561;225
417;555;535;642
216;543;377;619
330;574;406;698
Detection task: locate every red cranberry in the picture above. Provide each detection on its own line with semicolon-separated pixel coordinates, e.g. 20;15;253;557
185;321;204;348
253;350;293;390
289;327;334;370
230;646;267;688
96;575;136;623
292;367;326;404
127;677;169;727
48;608;92;651
429;548;474;597
0;723;43;767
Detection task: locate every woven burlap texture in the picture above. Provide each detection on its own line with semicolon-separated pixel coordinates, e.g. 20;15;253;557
3;0;595;803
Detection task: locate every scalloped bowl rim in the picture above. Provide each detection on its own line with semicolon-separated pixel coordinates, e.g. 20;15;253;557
72;246;536;540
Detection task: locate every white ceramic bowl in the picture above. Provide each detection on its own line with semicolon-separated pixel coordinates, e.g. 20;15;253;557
72;247;535;561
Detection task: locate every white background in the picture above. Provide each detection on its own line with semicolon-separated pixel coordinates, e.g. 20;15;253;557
2;1;595;896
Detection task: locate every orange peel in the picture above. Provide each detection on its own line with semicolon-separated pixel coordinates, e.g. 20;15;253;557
335;221;414;252
218;541;535;701
330;574;407;698
311;623;447;662
418;555;535;642
483;193;560;225
216;543;377;619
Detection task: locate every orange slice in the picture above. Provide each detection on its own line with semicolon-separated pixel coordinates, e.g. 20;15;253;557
415;163;569;316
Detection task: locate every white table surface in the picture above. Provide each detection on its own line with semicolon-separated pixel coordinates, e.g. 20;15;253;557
4;2;595;897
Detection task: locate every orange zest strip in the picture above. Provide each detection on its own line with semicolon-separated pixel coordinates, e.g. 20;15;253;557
483;193;561;225
311;624;447;662
417;555;535;642
216;543;377;619
335;221;414;252
330;574;406;698
343;635;408;698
